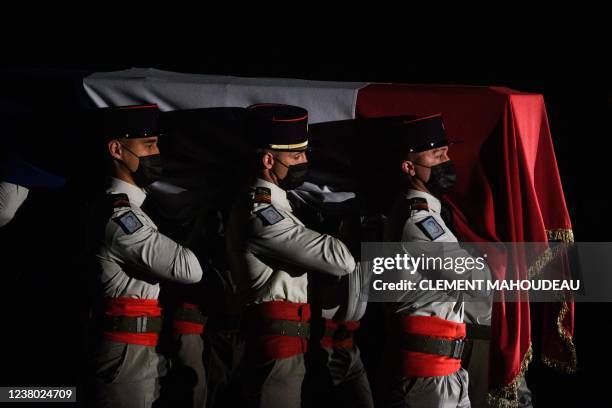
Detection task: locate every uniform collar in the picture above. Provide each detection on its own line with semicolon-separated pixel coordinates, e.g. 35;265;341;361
254;177;292;212
405;188;441;213
107;177;147;208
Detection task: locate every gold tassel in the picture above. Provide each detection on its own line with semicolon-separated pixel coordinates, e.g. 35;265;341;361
487;345;533;408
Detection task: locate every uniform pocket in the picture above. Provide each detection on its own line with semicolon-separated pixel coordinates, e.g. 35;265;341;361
93;340;128;384
403;375;435;396
112;344;161;383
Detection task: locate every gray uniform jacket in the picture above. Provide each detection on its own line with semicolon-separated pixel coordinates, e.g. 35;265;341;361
384;189;491;323
95;178;203;300
226;178;356;305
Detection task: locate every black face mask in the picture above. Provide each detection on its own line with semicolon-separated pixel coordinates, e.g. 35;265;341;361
415;160;457;195
120;144;163;187
274;159;309;190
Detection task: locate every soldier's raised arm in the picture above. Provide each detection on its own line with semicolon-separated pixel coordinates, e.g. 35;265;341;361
107;205;203;284
247;201;355;277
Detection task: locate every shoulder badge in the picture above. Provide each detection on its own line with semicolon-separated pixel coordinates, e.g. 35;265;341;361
252;187;272;204
407;197;428;212
415;215;445;241
255;205;284;226
114;210;144;234
107;193;130;208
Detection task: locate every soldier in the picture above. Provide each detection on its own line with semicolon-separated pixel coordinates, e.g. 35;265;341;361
287;146;375;408
382;114;491;408
202;260;245;408
158;283;208;408
304;264;374;408
225;103;357;408
88;104;204;408
140;190;212;408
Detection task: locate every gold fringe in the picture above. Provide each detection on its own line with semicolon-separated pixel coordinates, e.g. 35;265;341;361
541;301;578;374
527;247;555;279
488;228;575;406
527;229;574;279
542;229;578;373
487;345;533;408
546;228;574;243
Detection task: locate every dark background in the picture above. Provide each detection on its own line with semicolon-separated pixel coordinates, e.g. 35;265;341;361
0;35;609;406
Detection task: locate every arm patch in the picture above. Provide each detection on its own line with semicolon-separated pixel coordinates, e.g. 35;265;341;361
415;216;445;240
114;210;144;234
255;205;285;226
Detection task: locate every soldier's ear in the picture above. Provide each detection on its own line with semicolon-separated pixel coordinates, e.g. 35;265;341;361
261;151;275;170
108;140;123;161
401;160;416;176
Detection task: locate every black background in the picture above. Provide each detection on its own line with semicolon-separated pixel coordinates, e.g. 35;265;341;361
0;30;609;406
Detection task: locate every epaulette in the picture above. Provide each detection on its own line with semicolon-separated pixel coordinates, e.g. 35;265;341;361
407;197;429;212
107;193;131;209
251;186;272;204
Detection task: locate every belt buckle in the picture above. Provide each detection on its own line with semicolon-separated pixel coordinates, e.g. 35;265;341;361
295;322;303;337
450;339;464;359
138;316;148;333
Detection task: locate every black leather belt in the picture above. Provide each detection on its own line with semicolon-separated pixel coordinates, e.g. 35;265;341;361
101;315;163;334
323;325;354;341
466;323;491;340
402;333;465;359
245;318;310;338
173;307;207;325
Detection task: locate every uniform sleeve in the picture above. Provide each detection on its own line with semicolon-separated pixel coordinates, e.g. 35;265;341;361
107;209;204;284
248;205;356;277
313;262;369;321
402;210;457;243
345;261;370;320
402;210;491;298
0;182;29;227
439;242;492;298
